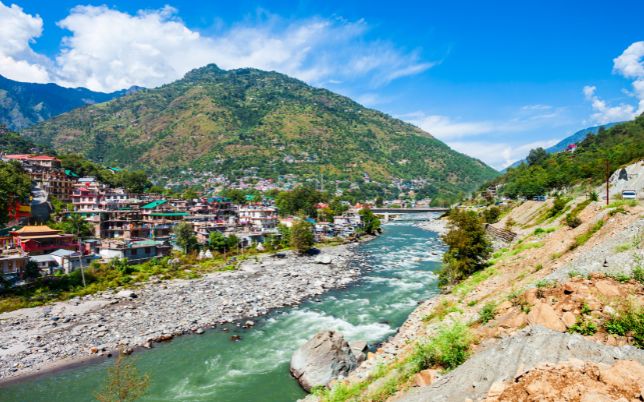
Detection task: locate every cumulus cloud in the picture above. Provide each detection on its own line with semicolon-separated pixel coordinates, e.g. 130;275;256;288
0;3;434;92
584;41;644;124
0;2;50;82
402;107;566;169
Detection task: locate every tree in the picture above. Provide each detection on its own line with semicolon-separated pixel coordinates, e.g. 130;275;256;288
116;171;151;194
359;208;381;235
50;213;94;238
438;209;491;286
23;261;40;280
481;206;501;223
290;220;314;254
173;222;197;253
275;186;325;217
375;196;384;207
95;350;150;402
526;147;548;166
208;231;228;253
0;161;32;225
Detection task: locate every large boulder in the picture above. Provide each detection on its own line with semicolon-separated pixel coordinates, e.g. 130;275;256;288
290;331;358;391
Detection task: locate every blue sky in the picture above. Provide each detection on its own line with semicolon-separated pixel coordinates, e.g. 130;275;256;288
1;1;643;169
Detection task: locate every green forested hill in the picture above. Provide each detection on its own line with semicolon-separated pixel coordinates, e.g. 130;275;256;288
490;113;644;198
22;64;497;199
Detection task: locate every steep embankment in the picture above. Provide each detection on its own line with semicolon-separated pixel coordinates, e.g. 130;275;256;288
314;194;643;401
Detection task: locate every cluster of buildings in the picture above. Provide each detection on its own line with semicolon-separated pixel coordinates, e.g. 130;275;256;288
0;154;367;285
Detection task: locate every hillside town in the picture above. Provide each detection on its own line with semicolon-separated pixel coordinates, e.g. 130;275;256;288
0;153;371;285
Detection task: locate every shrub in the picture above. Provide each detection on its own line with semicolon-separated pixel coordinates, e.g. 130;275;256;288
565;214;582;228
568;318;597;335
479;302;497;324
604;300;644;347
633;266;644;284
548;196;571;218
410;322;473;372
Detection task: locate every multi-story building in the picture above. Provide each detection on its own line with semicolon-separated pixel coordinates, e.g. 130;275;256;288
238;206;278;232
0;249;29;282
3;154;75;201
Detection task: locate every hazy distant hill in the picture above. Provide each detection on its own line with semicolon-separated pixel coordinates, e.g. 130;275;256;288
0;74;137;130
22;64;497;199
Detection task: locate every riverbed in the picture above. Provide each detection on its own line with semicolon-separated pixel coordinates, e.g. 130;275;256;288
0;217;445;401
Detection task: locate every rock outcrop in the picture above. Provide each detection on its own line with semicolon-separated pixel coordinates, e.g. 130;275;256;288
290;331;358;391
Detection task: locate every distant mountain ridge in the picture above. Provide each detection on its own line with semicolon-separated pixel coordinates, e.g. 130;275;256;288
21;64;497;201
506;122;620;170
0;74;138;130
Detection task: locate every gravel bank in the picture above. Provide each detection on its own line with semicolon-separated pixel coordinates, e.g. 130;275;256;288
415;218;448;236
0;245;359;382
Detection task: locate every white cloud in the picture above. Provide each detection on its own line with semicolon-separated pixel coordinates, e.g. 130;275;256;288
584;41;644;124
448;138;559;170
0;2;50;82
401;107;566;169
0;3;434;92
583;85;637;124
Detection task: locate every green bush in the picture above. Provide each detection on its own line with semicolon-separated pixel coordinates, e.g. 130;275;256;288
604;301;644;348
410;322;473;371
568;318;597;335
478;302;497;324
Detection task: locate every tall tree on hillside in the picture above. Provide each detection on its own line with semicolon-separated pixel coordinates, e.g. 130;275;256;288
0;161;32;225
438;209;491;286
526;147;548;166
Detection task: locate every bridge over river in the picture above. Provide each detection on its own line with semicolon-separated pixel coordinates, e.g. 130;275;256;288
370;207;449;222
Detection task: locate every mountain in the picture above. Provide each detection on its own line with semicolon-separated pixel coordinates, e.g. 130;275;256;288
0;74;136;130
22;64;497;200
0;125;47;154
489;114;644;198
505;123;620;170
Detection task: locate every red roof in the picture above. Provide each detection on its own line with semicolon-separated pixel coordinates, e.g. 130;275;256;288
5;154;61;162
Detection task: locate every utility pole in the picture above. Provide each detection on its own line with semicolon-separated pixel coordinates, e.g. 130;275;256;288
75;215;87;287
605;160;610;206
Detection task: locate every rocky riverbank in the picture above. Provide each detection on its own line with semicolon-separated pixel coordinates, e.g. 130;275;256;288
415;218;448;236
0;245;360;382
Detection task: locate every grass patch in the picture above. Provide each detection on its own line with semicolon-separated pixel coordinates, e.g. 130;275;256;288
570;219;605;250
614;243;633;253
452;266;498;298
535;279;556;288
533;227;557;236
606;199;638;209
508;241;544;256
423;299;462;322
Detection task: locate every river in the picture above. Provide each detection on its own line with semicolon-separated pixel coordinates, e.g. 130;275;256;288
0;217;445;402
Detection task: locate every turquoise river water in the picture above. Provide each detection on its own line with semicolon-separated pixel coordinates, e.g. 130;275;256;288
0;217;445;402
